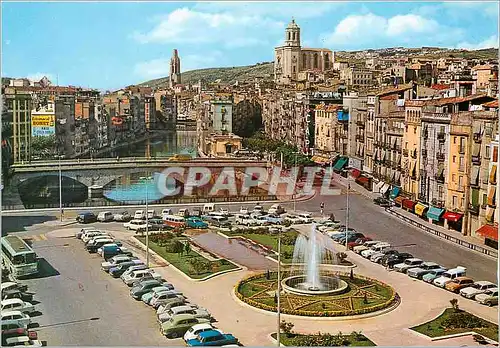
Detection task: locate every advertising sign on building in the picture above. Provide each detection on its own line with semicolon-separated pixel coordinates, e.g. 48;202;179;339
31;115;55;136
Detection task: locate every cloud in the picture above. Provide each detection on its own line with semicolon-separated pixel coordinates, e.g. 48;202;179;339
27;73;55;82
442;1;499;18
134;51;224;79
132;7;284;48
456;35;499;50
192;2;341;19
321;12;464;48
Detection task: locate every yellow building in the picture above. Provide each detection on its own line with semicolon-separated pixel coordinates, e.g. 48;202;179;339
205;133;242;158
314;104;339;155
446;112;473;234
402;104;422;201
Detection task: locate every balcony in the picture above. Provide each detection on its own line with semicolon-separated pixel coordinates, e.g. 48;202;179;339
472;155;481;165
422;149;427;158
436;153;445;161
435;174;445;183
402;149;409;157
473;132;482;143
410;150;417;159
469;204;479;215
356;120;365;127
437;132;445;142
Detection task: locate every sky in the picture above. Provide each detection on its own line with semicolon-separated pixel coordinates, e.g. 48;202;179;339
2;1;499;90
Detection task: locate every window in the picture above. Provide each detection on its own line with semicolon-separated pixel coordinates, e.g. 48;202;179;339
453;196;457;206
458;176;463;188
460;197;465;208
453;155;456;163
452;174;456;182
486;145;491;158
459;156;464;171
454;136;457;144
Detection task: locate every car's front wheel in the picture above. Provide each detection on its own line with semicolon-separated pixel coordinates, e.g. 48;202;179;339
487;301;493;307
170;332;179;339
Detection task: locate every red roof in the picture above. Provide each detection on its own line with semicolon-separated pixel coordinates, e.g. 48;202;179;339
476;224;498;241
431;84;450;90
443;211;464;222
380;94;398;100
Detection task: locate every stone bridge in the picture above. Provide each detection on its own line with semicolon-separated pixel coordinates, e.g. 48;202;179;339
3;157;270;209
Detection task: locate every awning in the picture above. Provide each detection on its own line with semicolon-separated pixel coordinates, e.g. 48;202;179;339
487;186;496;206
486;207;495;223
356;176;369;185
472;143;481;157
312;155;329;164
443;211;464;222
402;199;416;211
427;206;445;221
394;196;405;205
414;203;429;217
380;183;390;195
390;187;400;199
351;168;362;179
333;157;348;171
476;224;498;241
490;164;497;184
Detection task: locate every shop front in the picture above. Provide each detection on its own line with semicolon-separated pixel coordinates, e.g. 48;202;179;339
443;211;464;233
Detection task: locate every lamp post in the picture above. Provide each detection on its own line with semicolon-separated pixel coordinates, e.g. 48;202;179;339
293;152;297;212
142;176;153;267
276;229;281;347
58;155;63;222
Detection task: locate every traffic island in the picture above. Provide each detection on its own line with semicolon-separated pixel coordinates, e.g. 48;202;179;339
235;271;398;317
270;331;376;346
411;307;499;342
134;235;239;280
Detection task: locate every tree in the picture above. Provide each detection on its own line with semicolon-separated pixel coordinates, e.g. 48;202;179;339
336;252;348;264
31;135;56;158
450;298;460;312
280;320;294;337
185;241;191;255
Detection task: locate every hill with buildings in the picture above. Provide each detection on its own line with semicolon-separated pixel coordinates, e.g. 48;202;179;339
139;62;274;88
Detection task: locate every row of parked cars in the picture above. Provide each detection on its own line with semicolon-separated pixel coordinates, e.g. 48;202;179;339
1;280;45;346
317;221;499;307
76;227;240;346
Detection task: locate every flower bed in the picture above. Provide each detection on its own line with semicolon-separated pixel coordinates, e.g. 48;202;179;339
135;235;238;279
271;332;376;346
411;308;498;341
236;271;398;317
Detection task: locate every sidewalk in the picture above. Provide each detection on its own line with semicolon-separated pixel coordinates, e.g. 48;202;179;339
332;173;498;259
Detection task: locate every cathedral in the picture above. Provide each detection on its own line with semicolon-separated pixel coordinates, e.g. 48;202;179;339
274;19;334;85
169;49;181;88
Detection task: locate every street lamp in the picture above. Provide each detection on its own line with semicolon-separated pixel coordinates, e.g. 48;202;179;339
293;152;297;212
58;155;63;222
141;176;154;267
276;228;282;347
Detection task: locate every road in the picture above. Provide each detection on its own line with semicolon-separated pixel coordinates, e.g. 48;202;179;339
18;236;184;346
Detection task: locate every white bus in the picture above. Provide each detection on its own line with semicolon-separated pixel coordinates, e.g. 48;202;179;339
1;236;38;278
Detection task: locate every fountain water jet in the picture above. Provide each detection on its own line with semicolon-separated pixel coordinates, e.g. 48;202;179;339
283;223;349;296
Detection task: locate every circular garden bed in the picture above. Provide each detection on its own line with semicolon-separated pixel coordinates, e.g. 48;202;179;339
236;271;399;317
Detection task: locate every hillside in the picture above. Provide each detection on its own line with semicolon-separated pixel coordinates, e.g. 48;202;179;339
139;62;274;88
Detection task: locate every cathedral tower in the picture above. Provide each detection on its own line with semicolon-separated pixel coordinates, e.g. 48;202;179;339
169;49;181;88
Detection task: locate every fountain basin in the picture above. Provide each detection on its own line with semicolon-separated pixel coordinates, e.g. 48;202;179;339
282;275;349;296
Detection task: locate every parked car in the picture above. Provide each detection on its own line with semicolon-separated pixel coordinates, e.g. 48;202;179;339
347;237;372;250
209;216;231;228
156;299;189;316
0;311;31;329
353;240;381;254
253;205;264;214
158;305;211;323
433;267;467;288
2;328;38;346
186;330;238;347
1;289;34;303
296;213;313;224
1;299;35;314
445;277;475;293
252;215;270;226
422;268;448;283
160;314;210;339
124;220;152;233
382;253;413;267
219;208;230;216
239;207;249;215
370;249;399;263
407;262;446;279
130;279;164;300
268;204;285;215
134;210;146;220
76;212;97;224
373;197;392;207
282;214;301;224
4;336;43;347
75;227;98;239
203;204;215;213
114;211;132;222
338;232;366;245
475;288;498;306
235;214;257;226
361;242;391;259
177;209;189;218
1;282;28;294
184;324;222;342
264;214;283;225
460;281;498;299
394;258;424;273
152;291;187;309
142;286;176;305
82;231;109;244
97;211;114;222
99;244;133;260
162;208;174;217
186;217;209;229
317;221;342;232
101;255;134;272
122;269;162;286
109;262;145;278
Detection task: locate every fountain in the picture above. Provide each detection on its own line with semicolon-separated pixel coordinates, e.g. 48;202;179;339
282;223;349;296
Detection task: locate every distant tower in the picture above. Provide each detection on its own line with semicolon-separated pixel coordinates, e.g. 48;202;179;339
169;49;181;88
